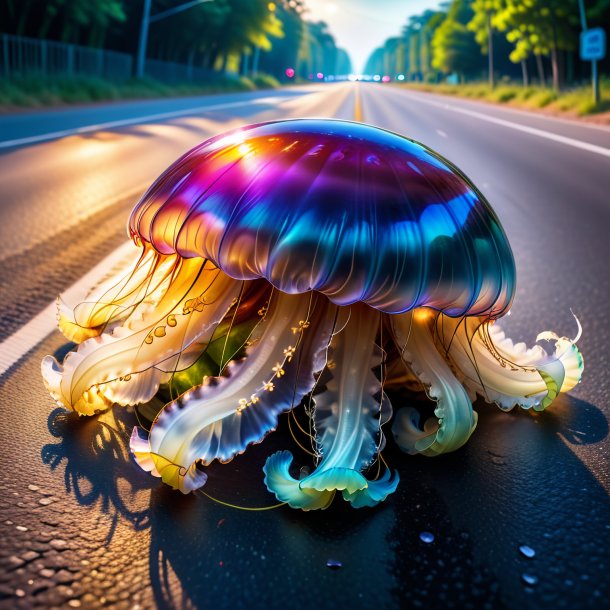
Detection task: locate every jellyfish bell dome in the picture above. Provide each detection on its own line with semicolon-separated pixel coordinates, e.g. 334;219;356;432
42;119;582;510
129;119;515;317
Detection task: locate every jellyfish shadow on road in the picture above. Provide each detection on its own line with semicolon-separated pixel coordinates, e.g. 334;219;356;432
40;388;609;610
41;406;153;543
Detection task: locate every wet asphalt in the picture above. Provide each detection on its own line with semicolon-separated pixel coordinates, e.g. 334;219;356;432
0;83;609;610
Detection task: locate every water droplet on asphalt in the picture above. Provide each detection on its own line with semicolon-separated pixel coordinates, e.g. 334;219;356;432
521;573;538;586
519;545;536;558
326;559;342;570
419;531;435;544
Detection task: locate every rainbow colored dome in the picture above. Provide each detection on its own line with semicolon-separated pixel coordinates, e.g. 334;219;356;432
129;119;515;316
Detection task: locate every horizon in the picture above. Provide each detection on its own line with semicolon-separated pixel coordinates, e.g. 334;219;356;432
304;0;443;72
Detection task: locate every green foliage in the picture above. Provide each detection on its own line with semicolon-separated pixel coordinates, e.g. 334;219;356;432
251;73;280;89
1;0;126;45
526;88;558;107
0;74;257;109
489;85;517;101
296;20;349;79
468;0;504;53
366;0;609;91
431;0;483;78
493;0;582;89
398;80;610;116
0;0;350;84
494;0;579;58
364;9;444;80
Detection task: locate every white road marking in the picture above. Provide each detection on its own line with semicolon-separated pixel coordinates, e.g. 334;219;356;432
0;84;355;376
400;92;610;159
0;241;137;376
0;96;285;150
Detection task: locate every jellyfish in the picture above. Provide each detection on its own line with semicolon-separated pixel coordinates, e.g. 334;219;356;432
42;119;583;509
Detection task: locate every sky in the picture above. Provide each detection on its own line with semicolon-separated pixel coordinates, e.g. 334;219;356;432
304;0;442;72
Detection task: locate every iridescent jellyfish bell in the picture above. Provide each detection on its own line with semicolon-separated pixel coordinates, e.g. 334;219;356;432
41;119;583;509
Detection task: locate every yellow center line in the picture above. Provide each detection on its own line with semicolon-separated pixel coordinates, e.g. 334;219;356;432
353;84;363;123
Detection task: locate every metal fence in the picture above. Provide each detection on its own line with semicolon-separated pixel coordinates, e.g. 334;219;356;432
0;33;225;84
1;34;133;81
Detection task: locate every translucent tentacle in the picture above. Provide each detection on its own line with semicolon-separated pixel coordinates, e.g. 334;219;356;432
263;451;335;510
437;314;584;411
42;261;240;415
58;246;178;343
264;303;399;510
130;291;325;494
390;309;477;456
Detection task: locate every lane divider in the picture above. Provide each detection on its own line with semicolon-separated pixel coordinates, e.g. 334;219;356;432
0;241;137;377
0;85;358;377
354;84;363;122
398;90;610;159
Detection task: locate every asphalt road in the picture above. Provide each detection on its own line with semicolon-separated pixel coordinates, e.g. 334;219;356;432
0;83;609;610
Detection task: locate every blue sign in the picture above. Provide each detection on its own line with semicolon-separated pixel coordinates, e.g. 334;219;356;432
580;28;606;61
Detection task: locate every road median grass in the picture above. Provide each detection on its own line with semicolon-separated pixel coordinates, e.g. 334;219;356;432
398;79;610;120
0;73;281;112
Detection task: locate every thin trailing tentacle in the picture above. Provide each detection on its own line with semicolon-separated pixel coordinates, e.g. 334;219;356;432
58;246;179;343
130;291;331;494
42;260;241;415
264;303;399;510
390;309;477;457
436;313;584;411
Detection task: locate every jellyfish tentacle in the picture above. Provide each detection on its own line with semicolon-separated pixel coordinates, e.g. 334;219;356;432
390;309;477;456
42;261;240;415
264;303;399;510
58;247;178;343
437;314;584;411
130;291;328;494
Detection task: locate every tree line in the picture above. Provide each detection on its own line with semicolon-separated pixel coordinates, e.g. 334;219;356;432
1;0;352;81
364;0;609;90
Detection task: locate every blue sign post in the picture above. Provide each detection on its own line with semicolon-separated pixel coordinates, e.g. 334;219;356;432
578;1;606;104
580;28;606;61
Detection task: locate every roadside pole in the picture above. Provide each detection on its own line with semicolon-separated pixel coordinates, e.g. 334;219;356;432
136;0;151;78
136;0;214;79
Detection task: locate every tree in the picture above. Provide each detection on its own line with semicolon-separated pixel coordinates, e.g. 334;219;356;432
259;1;306;80
468;0;505;88
494;0;580;91
432;0;483;81
2;0;126;46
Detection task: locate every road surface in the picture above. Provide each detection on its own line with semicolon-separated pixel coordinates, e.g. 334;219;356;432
0;83;609;610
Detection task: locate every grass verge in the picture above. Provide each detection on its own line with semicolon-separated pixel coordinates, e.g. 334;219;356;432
0;73;280;111
398;79;610;118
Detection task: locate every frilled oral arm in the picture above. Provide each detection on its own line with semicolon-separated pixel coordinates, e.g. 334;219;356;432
58;247;182;343
389;309;478;456
437;313;583;411
264;303;399;510
130;292;335;494
388;308;583;458
42;255;240;415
